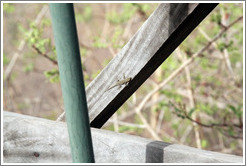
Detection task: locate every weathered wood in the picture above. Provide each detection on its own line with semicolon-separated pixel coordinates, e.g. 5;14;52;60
3;111;243;163
86;3;218;128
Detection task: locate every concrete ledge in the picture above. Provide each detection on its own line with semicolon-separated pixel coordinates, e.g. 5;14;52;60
3;111;243;163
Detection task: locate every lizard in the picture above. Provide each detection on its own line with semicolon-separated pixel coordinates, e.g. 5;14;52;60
57;77;132;121
105;77;132;92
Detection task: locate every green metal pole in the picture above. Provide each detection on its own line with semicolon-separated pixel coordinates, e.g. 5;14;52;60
49;3;94;163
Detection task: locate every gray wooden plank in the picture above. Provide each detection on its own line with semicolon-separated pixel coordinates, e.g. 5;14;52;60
3;111;243;163
86;3;218;128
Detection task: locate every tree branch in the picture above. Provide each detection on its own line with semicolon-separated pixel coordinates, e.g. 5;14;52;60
32;45;58;65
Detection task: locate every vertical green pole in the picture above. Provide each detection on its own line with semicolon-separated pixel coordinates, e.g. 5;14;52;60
49;3;94;163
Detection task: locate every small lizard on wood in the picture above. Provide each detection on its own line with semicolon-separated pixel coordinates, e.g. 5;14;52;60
57;77;132;122
106;77;132;92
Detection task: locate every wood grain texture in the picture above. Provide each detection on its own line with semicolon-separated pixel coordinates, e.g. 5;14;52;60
86;3;218;128
3;111;243;163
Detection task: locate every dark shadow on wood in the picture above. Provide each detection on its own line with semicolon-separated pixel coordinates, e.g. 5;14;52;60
146;141;172;163
169;4;189;35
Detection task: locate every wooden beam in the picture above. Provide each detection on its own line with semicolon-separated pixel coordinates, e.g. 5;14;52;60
3;111;243;163
86;3;218;128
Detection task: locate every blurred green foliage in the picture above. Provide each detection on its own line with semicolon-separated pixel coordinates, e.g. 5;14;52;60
44;69;60;83
3;53;10;66
19;20;52;53
17;102;30;110
23;63;34;73
18;17;58;83
106;4;137;24
93;36;108;48
44;110;58;120
3;4;15;13
111;27;124;48
201;139;208;148
228;104;242;118
75;5;92;22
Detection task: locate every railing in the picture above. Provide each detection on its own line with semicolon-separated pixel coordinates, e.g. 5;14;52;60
3;111;243;163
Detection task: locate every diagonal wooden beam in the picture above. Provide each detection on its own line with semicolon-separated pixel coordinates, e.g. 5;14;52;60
86;3;218;128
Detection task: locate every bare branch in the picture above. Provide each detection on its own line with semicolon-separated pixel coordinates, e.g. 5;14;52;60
32;45;58;65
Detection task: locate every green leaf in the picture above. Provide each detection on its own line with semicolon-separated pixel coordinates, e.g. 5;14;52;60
201;139;208;148
177;114;185;119
188;108;196;117
23;63;34;72
41;18;51;26
217;42;227;52
83;6;92;22
111;27;123;48
17;102;30;110
106;11;120;24
80;47;87;57
210;12;221;24
49;75;60;83
228;105;242;118
106;4;137;24
18;23;26;34
140;4;150;12
3;4;15;13
3;53;10;66
76;6;92;22
44;69;60;83
93;36;107;48
228;127;235;137
75;13;83;22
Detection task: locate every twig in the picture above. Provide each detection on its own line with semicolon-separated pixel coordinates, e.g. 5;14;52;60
199;26;234;79
32;45;58;65
198;27;218;48
218;129;243;139
177;89;227;109
180;125;193;144
169;101;243;140
131;91;161;140
56;111;65;122
221;11;235;79
170;101;243;129
135;111;162;141
150;69;162;129
185;115;242;129
117;109;136;121
113;113;119;132
177;47;201;149
218;132;225;150
117;95;167;122
156;109;164;134
101;4;110;39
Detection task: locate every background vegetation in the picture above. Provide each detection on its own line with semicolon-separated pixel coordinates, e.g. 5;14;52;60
3;3;243;156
